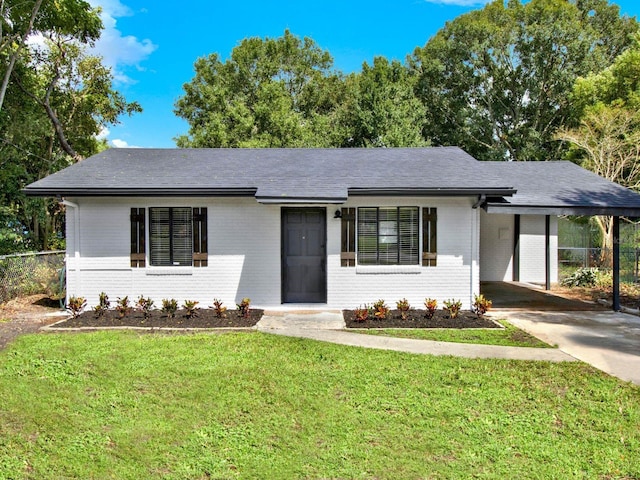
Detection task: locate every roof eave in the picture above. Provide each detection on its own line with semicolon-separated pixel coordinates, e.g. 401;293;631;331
256;196;347;204
484;203;640;217
348;187;517;197
23;187;258;197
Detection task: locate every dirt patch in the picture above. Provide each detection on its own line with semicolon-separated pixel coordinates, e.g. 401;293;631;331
343;309;498;329
0;295;65;350
52;308;264;329
552;284;640;310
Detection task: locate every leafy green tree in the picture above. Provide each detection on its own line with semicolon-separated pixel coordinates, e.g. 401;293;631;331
557;106;640;258
0;0;102;112
557;36;640;258
18;36;141;160
175;30;347;148
0;3;140;251
410;0;637;161
338;57;427;148
571;34;640;114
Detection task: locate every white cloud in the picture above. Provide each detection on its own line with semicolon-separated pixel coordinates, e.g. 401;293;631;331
111;139;140;148
96;127;110;139
87;0;157;84
424;0;491;5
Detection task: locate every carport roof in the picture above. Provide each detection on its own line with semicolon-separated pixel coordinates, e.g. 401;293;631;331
482;161;640;216
22;147;640;215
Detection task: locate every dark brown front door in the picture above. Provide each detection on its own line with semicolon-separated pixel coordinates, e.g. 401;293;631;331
282;208;327;303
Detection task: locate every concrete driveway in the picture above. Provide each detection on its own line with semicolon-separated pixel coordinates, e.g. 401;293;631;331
481;281;608;311
498;309;640;385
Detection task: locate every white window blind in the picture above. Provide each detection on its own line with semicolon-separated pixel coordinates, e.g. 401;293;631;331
150;207;193;266
357;207;419;265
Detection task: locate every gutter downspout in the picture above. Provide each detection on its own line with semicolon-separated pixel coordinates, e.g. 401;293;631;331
60;199;79;299
472;194;486;209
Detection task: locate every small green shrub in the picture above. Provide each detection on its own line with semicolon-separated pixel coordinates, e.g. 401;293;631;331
396;298;411;320
595;270;613;287
93;292;110;318
66;296;86;318
560;267;600;287
236;298;251;318
161;298;178;318
182;300;199;319
443;299;462;319
424;298;437;319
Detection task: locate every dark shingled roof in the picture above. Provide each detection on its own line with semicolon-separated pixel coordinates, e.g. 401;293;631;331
483;162;640;216
23;147;640;215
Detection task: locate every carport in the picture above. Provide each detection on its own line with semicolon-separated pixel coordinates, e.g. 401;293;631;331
481;281;607;311
478;161;640;311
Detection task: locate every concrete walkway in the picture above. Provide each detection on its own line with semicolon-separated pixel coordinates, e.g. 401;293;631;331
497;309;640;385
256;312;576;362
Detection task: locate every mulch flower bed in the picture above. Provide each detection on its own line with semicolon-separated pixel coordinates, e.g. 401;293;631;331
54;308;264;329
342;309;499;329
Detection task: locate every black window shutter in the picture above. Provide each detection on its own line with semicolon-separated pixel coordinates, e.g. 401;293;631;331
422;207;437;266
340;208;355;267
130;208;145;268
193;207;208;267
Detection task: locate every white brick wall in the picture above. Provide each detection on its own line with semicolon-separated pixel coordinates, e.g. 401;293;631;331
479;212;514;281
479;212;558;284
65;196;482;310
519;215;558;284
328;197;479;310
66;197;282;308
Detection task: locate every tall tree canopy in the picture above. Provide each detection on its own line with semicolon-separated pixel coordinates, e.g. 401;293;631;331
0;0;141;252
174;30;346;148
338;57;427;148
557;35;640;255
409;0;638;162
175;31;429;148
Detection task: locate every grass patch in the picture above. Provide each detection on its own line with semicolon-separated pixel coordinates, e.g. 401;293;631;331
0;318;10;323
1;331;638;479
352;319;553;348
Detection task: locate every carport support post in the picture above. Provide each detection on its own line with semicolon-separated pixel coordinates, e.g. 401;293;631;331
613;216;621;311
512;215;520;282
545;215;551;290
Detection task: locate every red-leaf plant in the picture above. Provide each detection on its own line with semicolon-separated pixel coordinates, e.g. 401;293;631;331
372;299;389;320
424;298;437;320
236;298;251;318
212;298;227;318
443;299;462;319
396;298;411;320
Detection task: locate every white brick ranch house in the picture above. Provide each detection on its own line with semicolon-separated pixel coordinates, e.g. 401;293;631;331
24;147;640;310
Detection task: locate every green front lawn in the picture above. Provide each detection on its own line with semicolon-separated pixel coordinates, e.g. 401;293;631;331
1;331;638;479
352;319;554;348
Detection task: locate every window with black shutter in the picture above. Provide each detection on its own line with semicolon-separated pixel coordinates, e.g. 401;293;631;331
132;207;209;268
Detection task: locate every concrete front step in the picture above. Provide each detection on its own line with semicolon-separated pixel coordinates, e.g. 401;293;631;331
257;312;345;330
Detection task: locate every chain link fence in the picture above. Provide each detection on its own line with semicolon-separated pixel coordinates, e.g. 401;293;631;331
0;251;65;304
558;247;640;283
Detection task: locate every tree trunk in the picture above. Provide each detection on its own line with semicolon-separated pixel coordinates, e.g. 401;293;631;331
593;215;613;268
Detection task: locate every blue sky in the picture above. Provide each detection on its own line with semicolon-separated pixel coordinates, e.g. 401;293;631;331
88;0;640;149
